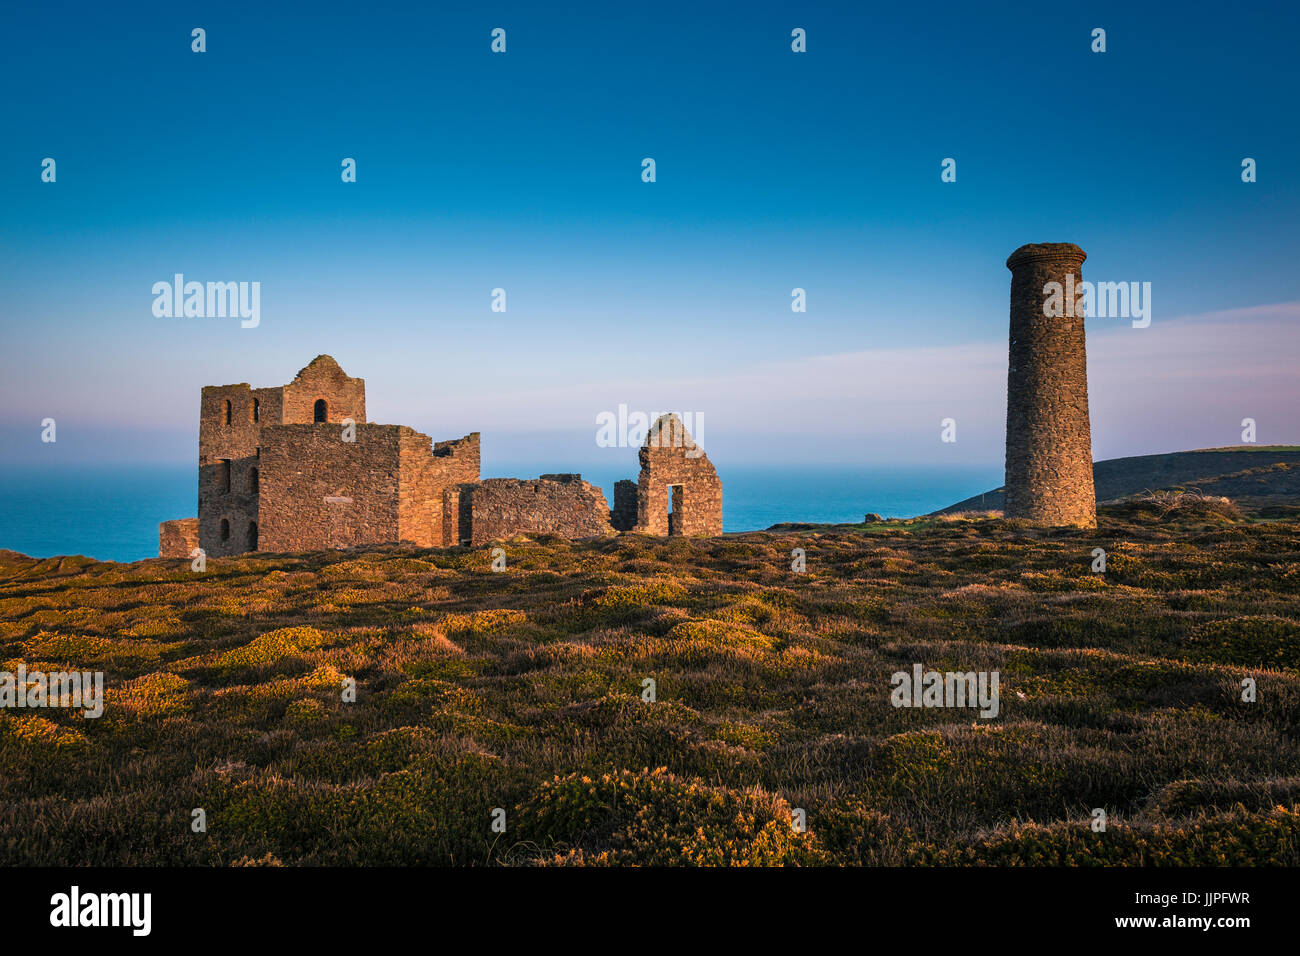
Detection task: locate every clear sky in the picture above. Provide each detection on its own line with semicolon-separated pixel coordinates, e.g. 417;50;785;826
2;0;1297;473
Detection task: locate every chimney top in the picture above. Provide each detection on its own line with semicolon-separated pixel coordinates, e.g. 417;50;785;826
1006;243;1087;270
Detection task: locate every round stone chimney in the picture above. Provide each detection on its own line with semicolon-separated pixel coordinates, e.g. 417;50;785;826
1004;242;1096;528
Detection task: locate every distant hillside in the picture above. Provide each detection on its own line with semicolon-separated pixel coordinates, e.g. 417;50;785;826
935;447;1300;516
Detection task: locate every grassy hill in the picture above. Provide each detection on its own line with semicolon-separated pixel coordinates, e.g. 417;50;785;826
935;447;1300;516
2;496;1299;865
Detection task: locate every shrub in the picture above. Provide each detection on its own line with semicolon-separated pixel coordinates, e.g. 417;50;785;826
215;627;328;671
514;767;818;866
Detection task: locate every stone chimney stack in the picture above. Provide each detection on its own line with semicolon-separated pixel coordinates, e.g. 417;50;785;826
1004;242;1096;528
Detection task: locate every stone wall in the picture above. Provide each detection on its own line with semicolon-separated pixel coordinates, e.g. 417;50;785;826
158;518;199;559
1004;243;1097;528
634;415;723;536
397;431;439;547
432;434;481;489
197;383;264;558
457;476;615;546
442;485;465;546
258;424;404;552
257;423;479;552
399;431;480;547
611;479;638;531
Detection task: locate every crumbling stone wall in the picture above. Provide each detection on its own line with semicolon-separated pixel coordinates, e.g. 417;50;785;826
426;434;481;546
633;414;723;536
432;434;480;489
1004;243;1097;528
398;432;440;547
456;476;615;546
400;431;480;547
159;518;199;559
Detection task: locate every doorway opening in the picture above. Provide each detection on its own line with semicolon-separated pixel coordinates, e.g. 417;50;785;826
667;485;683;536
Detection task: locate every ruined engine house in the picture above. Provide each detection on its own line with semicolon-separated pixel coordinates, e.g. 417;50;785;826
159;356;722;557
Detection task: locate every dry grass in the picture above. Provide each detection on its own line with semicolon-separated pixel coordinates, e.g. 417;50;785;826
0;499;1297;865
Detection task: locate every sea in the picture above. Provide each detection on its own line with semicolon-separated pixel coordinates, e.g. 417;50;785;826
0;463;1002;564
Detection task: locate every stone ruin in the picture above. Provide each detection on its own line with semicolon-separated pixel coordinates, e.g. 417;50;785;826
615;414;723;536
159;356;723;557
157;238;1108;558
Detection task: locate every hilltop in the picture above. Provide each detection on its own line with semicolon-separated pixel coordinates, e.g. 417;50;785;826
2;495;1298;865
933;447;1300;517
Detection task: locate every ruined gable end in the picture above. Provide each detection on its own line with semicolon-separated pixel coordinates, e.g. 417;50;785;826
633;414;723;537
281;354;366;425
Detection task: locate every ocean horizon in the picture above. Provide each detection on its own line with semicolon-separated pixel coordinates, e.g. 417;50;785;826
0;461;1002;564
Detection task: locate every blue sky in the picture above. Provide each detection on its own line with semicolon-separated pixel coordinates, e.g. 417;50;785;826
2;0;1297;472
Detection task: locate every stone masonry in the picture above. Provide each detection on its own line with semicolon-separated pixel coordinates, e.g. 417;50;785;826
258;425;479;552
450;476;616;547
631;414;724;536
610;480;639;532
160;358;724;556
1004;243;1097;528
158;518;198;559
197;355;367;558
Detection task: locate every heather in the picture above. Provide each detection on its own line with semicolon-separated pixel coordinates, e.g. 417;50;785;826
1;497;1297;865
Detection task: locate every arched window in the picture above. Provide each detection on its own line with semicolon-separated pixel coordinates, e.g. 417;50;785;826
252;397;260;423
247;521;258;551
219;518;230;541
249;467;259;494
313;398;328;423
224;399;232;425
